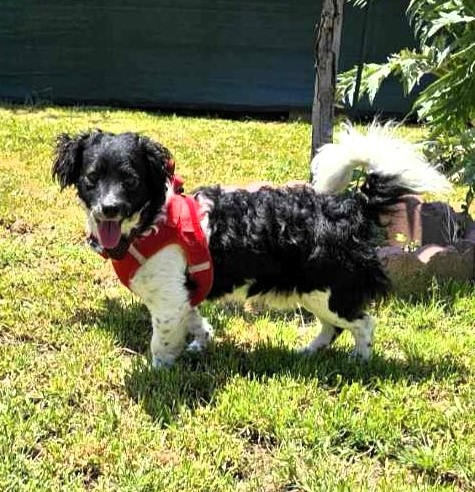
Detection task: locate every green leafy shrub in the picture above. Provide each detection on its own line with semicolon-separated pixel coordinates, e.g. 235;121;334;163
339;0;475;210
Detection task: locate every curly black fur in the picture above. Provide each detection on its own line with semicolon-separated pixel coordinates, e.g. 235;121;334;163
196;177;409;321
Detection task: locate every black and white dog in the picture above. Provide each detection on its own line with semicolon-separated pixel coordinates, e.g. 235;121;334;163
52;124;448;367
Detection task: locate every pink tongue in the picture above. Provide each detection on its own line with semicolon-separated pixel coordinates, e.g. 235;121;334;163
96;221;122;249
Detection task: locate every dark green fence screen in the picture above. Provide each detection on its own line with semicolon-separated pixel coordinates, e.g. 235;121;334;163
0;0;415;113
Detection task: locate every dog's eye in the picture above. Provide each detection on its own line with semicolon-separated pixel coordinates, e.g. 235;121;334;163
86;173;99;182
84;172;99;188
124;176;138;189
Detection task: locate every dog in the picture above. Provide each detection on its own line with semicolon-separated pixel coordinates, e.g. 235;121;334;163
52;125;449;367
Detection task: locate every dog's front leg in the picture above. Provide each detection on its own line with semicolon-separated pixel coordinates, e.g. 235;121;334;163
149;304;190;368
130;245;194;368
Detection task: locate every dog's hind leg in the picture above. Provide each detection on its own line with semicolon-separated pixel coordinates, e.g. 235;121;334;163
300;291;375;360
301;314;375;360
345;313;375;360
299;322;343;353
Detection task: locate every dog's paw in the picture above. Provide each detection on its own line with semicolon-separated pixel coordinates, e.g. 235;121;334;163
152;355;174;369
296;345;313;355
186;339;206;353
187;318;214;353
196;318;214;343
296;342;326;355
349;347;371;362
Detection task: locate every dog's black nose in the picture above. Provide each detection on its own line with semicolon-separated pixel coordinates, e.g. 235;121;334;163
101;204;120;218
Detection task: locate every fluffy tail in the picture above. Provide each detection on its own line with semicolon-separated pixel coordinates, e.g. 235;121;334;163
310;122;450;195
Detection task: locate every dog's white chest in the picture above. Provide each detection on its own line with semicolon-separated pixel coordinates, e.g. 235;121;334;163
129;244;188;308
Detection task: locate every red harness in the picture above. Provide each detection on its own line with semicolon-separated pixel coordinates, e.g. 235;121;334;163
93;193;213;306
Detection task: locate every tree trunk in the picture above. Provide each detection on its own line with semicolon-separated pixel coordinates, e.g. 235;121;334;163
311;0;344;161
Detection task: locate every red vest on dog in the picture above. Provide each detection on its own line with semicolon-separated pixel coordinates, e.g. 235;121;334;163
96;194;213;306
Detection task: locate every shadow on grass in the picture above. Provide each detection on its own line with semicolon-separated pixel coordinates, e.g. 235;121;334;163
79;296;470;425
125;343;469;425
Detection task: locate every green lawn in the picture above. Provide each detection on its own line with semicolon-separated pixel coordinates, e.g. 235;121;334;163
0;106;474;491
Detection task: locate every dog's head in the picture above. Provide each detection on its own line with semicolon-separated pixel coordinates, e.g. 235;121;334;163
52;130;174;249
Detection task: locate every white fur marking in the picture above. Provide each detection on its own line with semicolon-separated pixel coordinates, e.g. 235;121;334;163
194;192;212;243
348;315;374;360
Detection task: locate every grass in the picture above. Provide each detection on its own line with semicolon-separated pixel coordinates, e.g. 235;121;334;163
0;105;474;491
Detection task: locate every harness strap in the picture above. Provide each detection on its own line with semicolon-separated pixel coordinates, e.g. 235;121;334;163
182;194;209;269
177;195;213;304
128;244;147;265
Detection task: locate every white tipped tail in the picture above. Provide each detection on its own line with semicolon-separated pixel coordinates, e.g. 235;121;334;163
310;122;451;195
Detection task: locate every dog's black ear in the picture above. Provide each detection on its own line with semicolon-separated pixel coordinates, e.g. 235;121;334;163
138;136;174;187
52;131;98;189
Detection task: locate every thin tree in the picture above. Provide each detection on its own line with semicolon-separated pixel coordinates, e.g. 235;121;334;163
311;0;344;161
